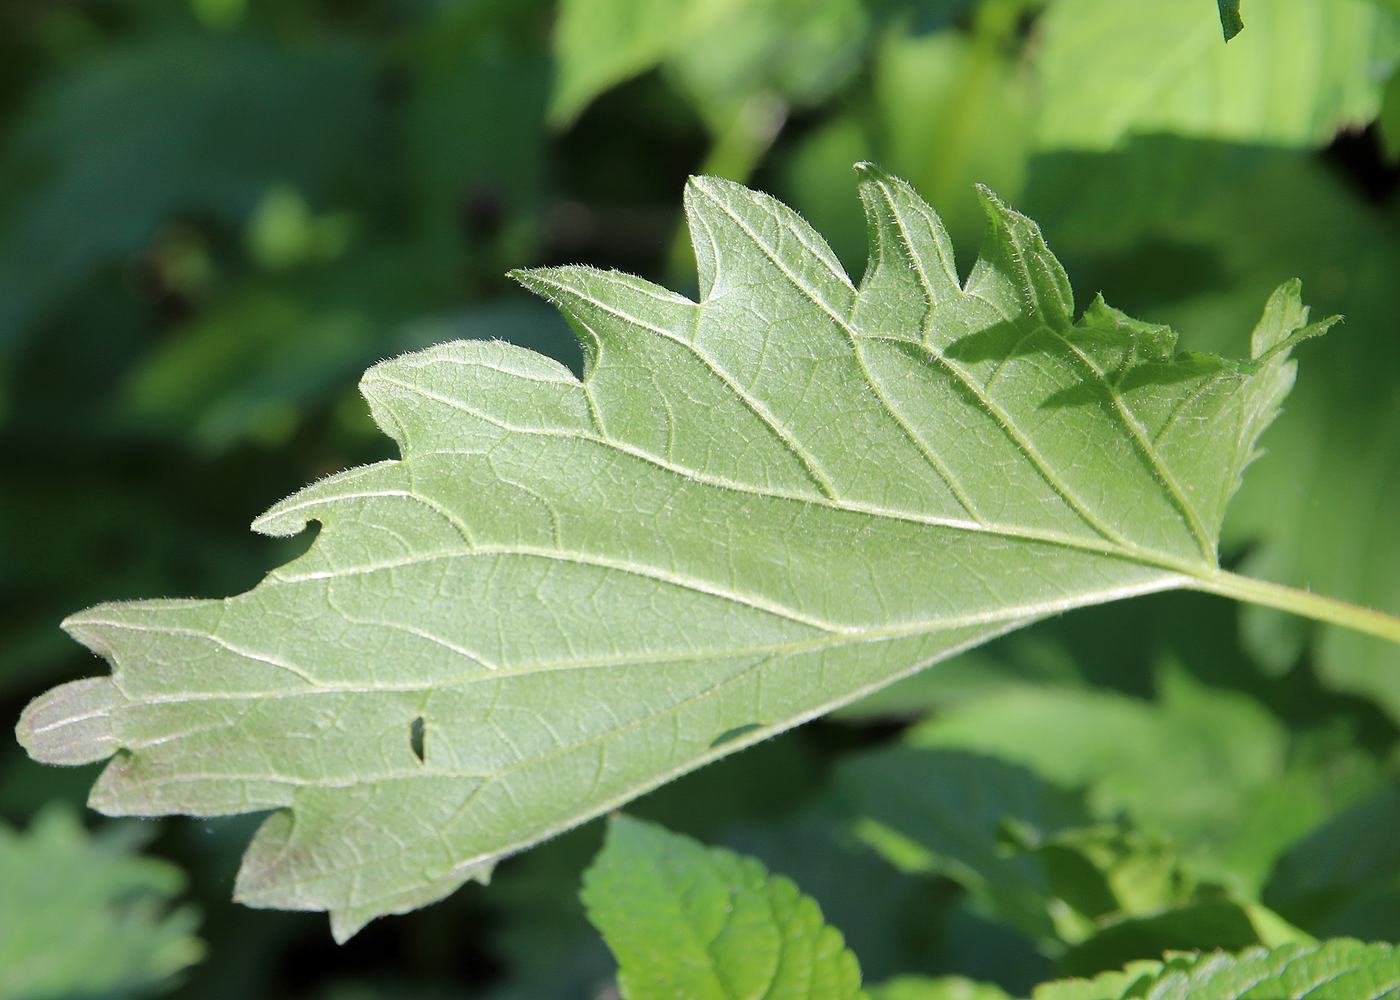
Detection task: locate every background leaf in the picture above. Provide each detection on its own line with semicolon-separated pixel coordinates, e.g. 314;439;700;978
581;814;863;1000
0;807;203;1000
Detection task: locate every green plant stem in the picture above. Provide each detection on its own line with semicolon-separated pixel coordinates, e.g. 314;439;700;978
1196;570;1400;645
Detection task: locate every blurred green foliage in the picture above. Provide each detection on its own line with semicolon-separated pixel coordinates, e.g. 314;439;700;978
0;808;202;999
0;0;1397;996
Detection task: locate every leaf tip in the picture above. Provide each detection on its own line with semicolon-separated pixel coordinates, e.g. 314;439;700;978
329;909;370;945
16;677;122;766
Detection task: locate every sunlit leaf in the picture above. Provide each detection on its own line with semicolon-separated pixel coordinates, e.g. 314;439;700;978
17;168;1344;938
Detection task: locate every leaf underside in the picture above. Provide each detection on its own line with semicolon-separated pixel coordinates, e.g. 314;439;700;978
17;164;1325;939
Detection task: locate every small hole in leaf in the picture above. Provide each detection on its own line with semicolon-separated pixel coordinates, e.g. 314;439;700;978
409;716;426;763
709;722;764;749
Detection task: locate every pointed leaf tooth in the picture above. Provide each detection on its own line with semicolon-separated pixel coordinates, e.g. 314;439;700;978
1078;294;1179;361
684;173;856;312
971;184;1075;330
855;161;961;314
512;265;698;363
1248;279;1340;363
15;677;122;766
360;338;593;456
1250;279;1310;357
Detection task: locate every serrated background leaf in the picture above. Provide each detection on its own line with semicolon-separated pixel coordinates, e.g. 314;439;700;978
581;815;863;999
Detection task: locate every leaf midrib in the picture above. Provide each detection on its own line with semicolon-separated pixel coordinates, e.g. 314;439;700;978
76;575;1188;715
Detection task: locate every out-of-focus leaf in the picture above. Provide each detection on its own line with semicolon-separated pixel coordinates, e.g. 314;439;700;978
838;745;1304;970
581;814;863;1000
1057;899;1309;977
119;288;377;452
664;0;866;132
245;186;356;271
0;807;202;999
1381;66;1400;160
838;748;1093;944
1029;963;1159;1000
1264;785;1400;940
866;976;1012;1000
550;0;866;132
549;0;681;126
0;32;380;348
1036;0;1400;150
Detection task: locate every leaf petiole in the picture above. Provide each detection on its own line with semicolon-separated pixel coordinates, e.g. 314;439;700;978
1195;570;1400;645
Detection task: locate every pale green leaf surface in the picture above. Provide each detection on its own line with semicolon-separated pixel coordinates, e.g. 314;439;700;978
581;815;862;1000
1037;0;1400;150
0;807;202;1000
18;168;1329;937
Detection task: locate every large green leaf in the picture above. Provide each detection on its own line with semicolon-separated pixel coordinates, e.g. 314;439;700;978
0;807;202;999
1036;0;1400;150
581;815;862;999
16;168;1351;938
